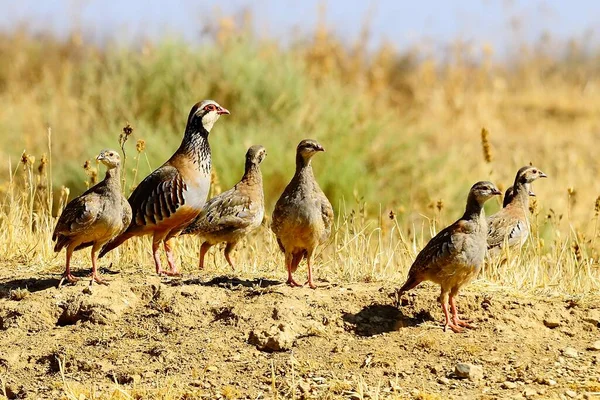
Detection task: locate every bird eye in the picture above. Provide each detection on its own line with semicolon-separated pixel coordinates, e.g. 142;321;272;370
109;152;114;157
204;104;216;112
532;169;538;173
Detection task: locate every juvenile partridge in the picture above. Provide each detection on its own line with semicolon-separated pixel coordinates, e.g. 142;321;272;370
487;166;547;253
99;100;229;276
271;139;333;289
53;150;132;286
182;145;266;270
396;181;501;333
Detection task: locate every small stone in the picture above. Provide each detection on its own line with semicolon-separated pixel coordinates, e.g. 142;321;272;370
455;363;484;380
438;377;450;385
546;379;557;386
523;388;537;398
206;365;218;372
563;347;579;358
565;390;577;398
502;381;518;389
588;341;600;351
543;318;561;328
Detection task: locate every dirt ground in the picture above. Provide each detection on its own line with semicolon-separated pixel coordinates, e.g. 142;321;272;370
1;267;599;400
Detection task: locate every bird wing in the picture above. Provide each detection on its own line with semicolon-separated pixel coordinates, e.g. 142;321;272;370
52;192;103;240
183;187;259;236
408;220;469;276
128;165;187;226
119;196;133;235
319;193;334;241
487;211;523;249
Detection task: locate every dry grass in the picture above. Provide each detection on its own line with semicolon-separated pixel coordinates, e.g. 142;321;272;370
1;10;600;399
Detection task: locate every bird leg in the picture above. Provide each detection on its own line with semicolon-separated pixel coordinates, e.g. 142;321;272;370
198;242;212;269
304;255;317;289
450;295;474;328
441;301;463;333
58;246;79;287
285;254;301;287
224;242;236;270
163;238;181;276
90;248;109;285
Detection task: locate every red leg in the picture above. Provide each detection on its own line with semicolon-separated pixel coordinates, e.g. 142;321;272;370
153;239;164;275
58;245;79;287
305;254;316;289
285;254;301;287
198;242;212;270
224;242;236;270
162;238;181;276
90;247;108;285
450;294;474;328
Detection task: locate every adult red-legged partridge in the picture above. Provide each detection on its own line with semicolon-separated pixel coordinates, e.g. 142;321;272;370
488;166;547;253
53;150;132;286
396;181;501;333
182;145;266;270
99;100;229;276
271;139;333;289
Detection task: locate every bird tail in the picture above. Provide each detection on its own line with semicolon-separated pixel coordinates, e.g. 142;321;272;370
53;235;70;253
290;250;306;273
397;274;421;295
98;231;134;258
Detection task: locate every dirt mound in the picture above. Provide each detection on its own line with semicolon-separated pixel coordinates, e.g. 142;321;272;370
0;271;599;399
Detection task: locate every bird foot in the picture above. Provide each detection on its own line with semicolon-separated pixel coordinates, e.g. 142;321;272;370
304;280;317;289
90;274;109;286
58;273;79;288
453;318;475;328
286;278;302;287
443;322;464;333
158;269;182;277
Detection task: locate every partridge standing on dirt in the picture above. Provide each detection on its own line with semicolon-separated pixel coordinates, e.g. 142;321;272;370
487;166;547;253
182;145;266;270
99;100;230;276
395;181;501;333
271;139;333;289
53;150;132;286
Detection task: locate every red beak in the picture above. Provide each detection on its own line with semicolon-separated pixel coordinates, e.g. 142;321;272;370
218;107;230;115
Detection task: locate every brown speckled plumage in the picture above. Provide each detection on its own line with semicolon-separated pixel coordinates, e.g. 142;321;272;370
487;166;547;253
99;100;229;276
396;181;501;332
53;150;132;286
182;145;266;270
271;139;333;289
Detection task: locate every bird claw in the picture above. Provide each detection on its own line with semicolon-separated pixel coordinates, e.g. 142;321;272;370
90;275;110;286
443;322;464;333
304;280;317;289
158;269;182;277
286;278;302;287
454;319;475;329
58;274;79;288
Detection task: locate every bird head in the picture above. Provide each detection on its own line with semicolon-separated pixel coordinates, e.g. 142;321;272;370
514;166;547;195
296;139;325;161
187;100;230;133
96;149;121;169
470;181;502;204
246;145;267;165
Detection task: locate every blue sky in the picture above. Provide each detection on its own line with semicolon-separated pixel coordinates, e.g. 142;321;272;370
1;0;598;54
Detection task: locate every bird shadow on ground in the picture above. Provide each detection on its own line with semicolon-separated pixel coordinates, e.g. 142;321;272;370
0;276;59;298
0;266;121;298
342;303;435;337
171;275;282;290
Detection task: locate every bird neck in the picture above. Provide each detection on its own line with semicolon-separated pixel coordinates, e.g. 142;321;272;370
241;162;263;185
462;194;485;222
511;181;531;208
179;127;211;166
104;165;121;189
294;155;314;181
